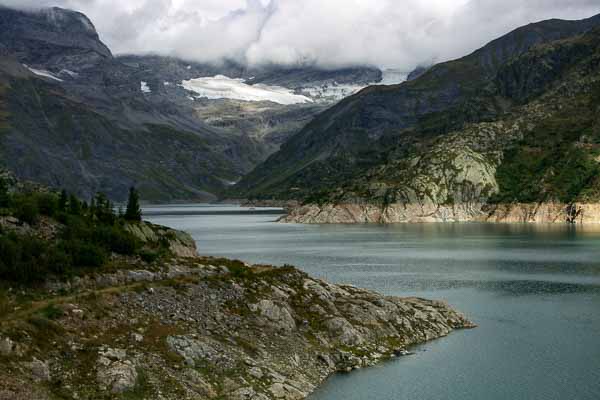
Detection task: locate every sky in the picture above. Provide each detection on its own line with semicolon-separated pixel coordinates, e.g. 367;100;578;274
2;0;600;72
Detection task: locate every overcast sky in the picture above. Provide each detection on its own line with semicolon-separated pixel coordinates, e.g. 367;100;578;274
2;0;600;71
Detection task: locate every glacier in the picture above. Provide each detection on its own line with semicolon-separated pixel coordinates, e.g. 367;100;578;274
180;75;313;105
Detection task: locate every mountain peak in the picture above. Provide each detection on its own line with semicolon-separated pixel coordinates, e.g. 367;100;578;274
0;5;112;69
39;6;99;35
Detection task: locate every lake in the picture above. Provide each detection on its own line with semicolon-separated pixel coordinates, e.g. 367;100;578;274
145;204;600;400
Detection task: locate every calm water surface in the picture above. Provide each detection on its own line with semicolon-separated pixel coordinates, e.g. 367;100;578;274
146;204;600;400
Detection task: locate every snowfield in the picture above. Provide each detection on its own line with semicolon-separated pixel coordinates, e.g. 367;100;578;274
24;65;63;82
181;75;313;105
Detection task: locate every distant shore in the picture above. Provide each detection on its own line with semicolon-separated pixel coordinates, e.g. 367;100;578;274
281;202;600;224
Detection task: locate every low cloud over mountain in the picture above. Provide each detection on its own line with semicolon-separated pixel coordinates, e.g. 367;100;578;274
2;0;599;72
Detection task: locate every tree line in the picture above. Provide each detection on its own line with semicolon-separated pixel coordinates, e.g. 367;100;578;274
0;185;164;284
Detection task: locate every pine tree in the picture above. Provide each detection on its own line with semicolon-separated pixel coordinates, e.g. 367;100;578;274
89;197;96;217
58;189;68;212
93;192;115;224
124;187;142;222
69;194;81;215
0;178;9;208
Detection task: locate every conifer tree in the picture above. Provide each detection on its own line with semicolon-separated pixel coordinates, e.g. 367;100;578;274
0;178;9;208
58;189;68;212
69;194;81;215
124;187;142;222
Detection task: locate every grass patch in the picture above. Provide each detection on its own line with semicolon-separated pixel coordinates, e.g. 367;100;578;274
39;303;64;320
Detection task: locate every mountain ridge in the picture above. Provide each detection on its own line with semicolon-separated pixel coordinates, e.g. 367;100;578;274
0;6;382;202
231;12;600;221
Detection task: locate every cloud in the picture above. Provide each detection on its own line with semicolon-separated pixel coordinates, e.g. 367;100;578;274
1;0;599;72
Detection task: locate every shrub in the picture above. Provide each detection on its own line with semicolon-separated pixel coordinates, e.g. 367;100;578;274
0;179;9;208
68;194;81;215
92;225;139;255
0;234;50;283
0;289;10;317
62;240;107;268
35;193;59;217
139;249;160;263
40;304;64;320
14;197;40;225
44;246;73;276
0;235;19;278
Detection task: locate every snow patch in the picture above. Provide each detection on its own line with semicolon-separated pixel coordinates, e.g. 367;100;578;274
24;65;63;82
140;81;151;93
181;75;312;105
59;69;79;79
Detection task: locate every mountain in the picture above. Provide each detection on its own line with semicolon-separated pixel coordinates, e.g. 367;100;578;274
0;6;382;202
115;55;381;154
232;13;600;223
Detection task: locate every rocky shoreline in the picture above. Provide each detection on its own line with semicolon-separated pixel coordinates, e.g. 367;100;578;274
281;202;600;224
0;223;474;400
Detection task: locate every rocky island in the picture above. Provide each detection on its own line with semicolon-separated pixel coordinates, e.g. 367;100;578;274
0;178;473;400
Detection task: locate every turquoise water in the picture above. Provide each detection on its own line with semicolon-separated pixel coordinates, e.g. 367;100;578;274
146;205;600;400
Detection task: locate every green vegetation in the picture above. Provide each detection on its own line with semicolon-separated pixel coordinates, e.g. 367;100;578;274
492;87;600;204
0;186;166;284
125;187;142;222
0;179;9;209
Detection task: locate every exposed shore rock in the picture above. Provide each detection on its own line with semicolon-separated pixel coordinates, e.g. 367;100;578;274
0;257;473;399
281;202;600;224
125;222;199;258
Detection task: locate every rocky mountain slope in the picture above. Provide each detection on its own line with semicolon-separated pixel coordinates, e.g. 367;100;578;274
0;6;382;203
234;14;600;224
0;184;473;400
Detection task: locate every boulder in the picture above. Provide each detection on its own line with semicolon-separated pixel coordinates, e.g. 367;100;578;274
167;336;221;367
97;360;138;393
25;358;50;382
0;337;14;356
97;348;138;393
251;300;296;332
268;383;306;400
324;317;364;346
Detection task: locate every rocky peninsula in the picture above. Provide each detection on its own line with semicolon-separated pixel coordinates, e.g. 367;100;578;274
0;219;473;400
